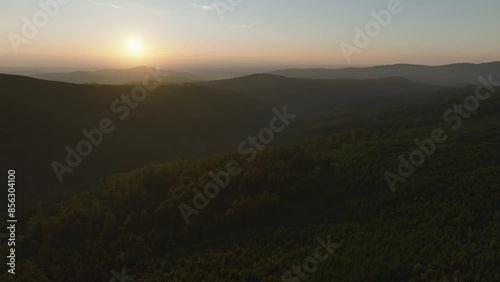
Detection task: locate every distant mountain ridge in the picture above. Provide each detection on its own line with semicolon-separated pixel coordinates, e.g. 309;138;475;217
270;62;500;86
13;62;500;86
30;66;204;85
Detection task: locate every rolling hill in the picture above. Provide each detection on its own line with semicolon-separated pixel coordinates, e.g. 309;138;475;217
201;74;439;118
0;74;272;212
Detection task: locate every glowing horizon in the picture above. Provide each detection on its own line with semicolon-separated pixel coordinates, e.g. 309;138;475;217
0;0;499;69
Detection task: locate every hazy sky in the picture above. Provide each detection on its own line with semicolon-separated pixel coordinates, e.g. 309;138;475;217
1;0;499;70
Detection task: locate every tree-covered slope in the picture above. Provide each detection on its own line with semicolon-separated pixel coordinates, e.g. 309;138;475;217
3;88;499;281
0;74;273;212
201;74;439;118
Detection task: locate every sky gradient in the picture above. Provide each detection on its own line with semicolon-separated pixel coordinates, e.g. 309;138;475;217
1;0;499;70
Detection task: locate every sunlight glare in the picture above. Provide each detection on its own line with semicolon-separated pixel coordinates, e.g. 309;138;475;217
127;39;142;54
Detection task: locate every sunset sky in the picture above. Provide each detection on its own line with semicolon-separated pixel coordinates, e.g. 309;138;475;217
1;0;499;70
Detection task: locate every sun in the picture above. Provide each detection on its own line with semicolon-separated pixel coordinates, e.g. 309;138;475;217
127;39;142;54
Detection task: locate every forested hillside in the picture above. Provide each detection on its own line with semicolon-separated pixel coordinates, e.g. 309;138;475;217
2;87;498;281
201;75;438;118
0;74;273;212
0;73;439;213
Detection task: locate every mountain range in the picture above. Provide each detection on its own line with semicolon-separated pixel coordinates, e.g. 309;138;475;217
271;62;500;86
30;66;204;85
15;61;500;87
